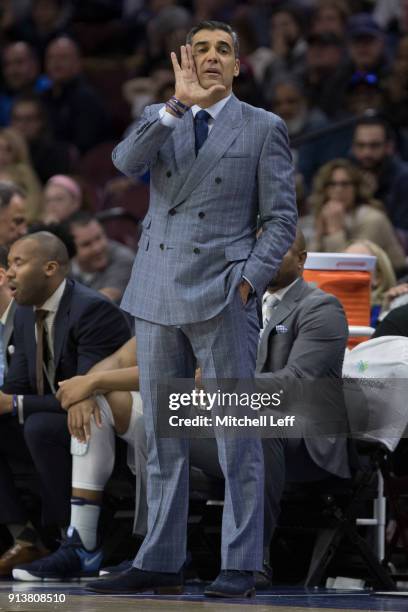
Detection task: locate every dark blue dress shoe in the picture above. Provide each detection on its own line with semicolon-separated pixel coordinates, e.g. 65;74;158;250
204;570;256;598
86;567;183;594
255;562;273;589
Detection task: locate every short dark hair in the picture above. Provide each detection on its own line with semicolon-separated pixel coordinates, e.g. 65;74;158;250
0;245;8;269
353;115;394;141
0;181;25;210
28;221;77;259
19;231;69;269
68;210;96;228
186;20;239;57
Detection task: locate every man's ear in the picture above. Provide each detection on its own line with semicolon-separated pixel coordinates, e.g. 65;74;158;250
234;58;240;77
298;250;307;269
44;261;59;277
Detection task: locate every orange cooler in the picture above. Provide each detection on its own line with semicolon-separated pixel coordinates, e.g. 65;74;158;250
304;253;376;329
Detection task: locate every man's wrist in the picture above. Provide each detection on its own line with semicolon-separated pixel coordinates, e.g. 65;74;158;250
3;394;13;414
165;96;191;119
172;94;192;109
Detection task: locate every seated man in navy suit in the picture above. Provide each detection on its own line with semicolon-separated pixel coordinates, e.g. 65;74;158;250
0;245;16;381
0;232;131;577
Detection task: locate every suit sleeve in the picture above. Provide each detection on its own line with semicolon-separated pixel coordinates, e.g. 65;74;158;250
2;312;31;395
257;295;348;384
242;115;298;297
21;300;131;419
373;307;408;337
112;104;175;178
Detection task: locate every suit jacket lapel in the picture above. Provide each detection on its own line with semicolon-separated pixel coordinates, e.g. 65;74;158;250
53;280;73;369
257;279;310;371
3;300;16;350
173;109;195;178
173;95;247;207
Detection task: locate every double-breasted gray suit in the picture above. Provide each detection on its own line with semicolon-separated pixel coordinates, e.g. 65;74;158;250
112;94;297;572
256;278;350;546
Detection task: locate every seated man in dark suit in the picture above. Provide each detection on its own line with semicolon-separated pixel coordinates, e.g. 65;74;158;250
0;232;131;576
0;246;16;382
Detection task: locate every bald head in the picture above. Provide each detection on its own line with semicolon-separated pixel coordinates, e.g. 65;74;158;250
20;231;69;269
7;231;69;306
45;36;82;84
291;227;306;254
268;227;307;291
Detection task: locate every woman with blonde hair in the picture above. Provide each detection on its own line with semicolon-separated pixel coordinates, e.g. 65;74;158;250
310;158;406;272
345;239;397;326
0;127;42;222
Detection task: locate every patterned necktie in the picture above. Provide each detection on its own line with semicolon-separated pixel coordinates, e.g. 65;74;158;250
194;110;211;155
0;322;4;387
35;309;49;396
261;293;279;337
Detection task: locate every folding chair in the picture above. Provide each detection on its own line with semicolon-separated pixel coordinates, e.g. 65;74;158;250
299;334;408;588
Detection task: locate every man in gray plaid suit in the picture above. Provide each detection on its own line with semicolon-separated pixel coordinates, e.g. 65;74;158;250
89;20;297;598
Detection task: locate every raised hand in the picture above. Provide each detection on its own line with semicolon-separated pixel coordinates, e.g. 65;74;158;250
170;44;226;109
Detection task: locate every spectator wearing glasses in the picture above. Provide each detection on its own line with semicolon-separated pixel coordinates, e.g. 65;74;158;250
351;116;408;253
310;158;406;272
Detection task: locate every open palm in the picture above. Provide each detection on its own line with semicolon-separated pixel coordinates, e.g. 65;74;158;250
171;44;226;108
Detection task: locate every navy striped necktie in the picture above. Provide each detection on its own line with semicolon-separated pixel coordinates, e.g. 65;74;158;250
194;110;211;155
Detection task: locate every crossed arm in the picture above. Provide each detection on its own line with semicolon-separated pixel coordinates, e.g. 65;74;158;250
56;337;138;441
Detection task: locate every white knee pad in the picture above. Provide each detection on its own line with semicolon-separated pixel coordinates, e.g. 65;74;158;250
115;392;147;536
71;395;116;492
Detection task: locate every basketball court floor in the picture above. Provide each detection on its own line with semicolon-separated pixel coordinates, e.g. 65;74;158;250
1;580;408;612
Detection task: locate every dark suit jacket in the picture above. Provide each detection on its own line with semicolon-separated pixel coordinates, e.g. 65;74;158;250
256;278;350;478
373;304;408;338
2;299;16;377
2;279;131;419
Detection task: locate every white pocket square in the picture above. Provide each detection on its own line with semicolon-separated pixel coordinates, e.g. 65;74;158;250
275;325;288;334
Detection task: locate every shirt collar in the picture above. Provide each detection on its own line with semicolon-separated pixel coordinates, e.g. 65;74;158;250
192;93;232;120
0;299;13;326
263;277;301;304
35;279;67;314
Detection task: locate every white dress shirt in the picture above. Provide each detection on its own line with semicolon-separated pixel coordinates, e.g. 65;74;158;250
159;94;232;131
35;279;67;388
262;277;301;328
16;280;67;424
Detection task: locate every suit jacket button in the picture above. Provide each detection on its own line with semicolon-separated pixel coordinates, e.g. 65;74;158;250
193;247;200;254
215;177;222;184
198;212;205;219
166;170;172;177
160;243;164;250
169;208;176;215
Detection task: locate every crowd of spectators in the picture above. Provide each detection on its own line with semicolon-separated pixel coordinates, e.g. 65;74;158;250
0;0;407;300
1;0;408;585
